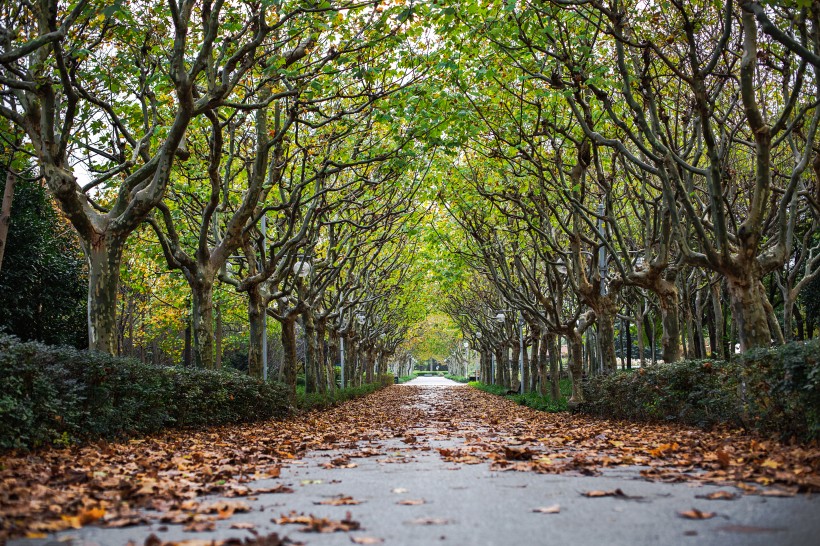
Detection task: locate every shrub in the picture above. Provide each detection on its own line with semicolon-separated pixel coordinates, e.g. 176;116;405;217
581;339;820;441
297;375;394;412
0;335;291;450
469;379;572;413
444;374;470;383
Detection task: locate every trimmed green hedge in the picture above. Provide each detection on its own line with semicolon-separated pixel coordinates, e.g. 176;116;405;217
581;339;820;441
298;374;395;411
0;335;291;450
470;379;572;412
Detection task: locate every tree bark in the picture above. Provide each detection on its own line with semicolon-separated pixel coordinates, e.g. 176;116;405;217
547;332;560;402
726;273;772;351
281;317;298;399
304;314;317;393
597;310;617;373
191;278;215;369
0;170;15;274
247;286;266;379
568;331;585;406
85;235;127;354
215;303;223;369
711;281;728;360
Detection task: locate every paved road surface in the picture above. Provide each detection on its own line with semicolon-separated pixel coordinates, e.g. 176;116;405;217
14;384;820;546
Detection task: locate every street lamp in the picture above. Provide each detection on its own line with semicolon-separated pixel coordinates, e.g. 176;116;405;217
356;313;366;325
293;255;312;278
555;259;568;276
495;312;506;322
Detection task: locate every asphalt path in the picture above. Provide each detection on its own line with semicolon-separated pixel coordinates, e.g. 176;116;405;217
14;383;820;546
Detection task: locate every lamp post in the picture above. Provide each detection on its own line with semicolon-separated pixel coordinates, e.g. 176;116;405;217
495;309;525;392
494;311;508;386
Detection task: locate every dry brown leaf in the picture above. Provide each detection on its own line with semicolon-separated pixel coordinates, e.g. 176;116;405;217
397;499;425;505
696;491;737;500
678;508;716;520
405;517;450;525
315;496;361;506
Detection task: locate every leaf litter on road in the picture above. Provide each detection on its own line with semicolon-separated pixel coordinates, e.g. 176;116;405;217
1;385;818;540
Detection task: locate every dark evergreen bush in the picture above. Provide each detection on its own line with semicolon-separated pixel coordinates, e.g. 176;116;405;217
581;339;820;441
0;334;291;450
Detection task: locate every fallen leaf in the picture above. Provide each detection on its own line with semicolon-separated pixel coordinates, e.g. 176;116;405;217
276;511;360;533
405;517;450;525
230;522;256;530
397;499;425;505
716;449;731;469
581;489;642;500
678;508;716;520
533;504;560;514
315;496;361;506
391;488;408;494
696;491;737;500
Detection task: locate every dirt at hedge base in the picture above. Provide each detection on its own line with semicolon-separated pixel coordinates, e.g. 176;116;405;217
1;385;818;540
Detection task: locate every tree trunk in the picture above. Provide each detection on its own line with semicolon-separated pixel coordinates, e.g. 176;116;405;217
763;284;785;346
191;279;215;369
215;303;223;369
711;281;728;360
316;319;329;393
281;317;298;399
494;347;504;386
511;338;521;391
695;288;706;358
304;314;317;393
682;281;695;359
247;286;265;379
597;311;617;373
0;170;15;274
521;335;530;393
547;332;560;402
183;317;192;367
638;303;646;367
535;332;545;395
365;348;375;383
657;286;682;363
726;274;772;351
625;320;632;369
568;331;585;406
85;235;126;354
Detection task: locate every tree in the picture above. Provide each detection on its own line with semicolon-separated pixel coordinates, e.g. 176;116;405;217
0;177;87;346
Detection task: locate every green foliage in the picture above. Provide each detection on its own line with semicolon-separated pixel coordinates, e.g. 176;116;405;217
0;179;87;348
444;374;470;383
468;380;572;412
581;340;820;441
297;374;394;411
0;335;291;450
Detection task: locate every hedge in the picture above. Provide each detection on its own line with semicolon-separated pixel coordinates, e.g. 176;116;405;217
581;339;820;441
0;334;291;450
298;374;395;411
